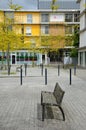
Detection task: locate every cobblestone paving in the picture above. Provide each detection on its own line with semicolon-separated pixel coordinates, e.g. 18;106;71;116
0;66;86;130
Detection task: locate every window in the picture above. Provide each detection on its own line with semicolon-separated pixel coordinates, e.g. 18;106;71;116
26;27;32;35
41;14;49;22
74;13;80;22
4;11;14;31
80;52;83;66
65;14;73;22
85;52;86;67
65;26;73;34
27;14;32;23
41;25;49;34
5;11;14;19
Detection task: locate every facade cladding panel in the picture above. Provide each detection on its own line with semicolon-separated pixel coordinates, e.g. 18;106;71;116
38;0;80;10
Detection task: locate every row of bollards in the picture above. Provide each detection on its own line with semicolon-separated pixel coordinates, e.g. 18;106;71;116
58;65;76;85
20;64;27;85
20;64;76;86
20;63;48;85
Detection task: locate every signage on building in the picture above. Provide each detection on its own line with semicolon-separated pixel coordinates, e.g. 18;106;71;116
50;14;64;22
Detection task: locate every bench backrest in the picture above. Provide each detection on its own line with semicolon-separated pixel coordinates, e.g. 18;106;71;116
53;82;65;105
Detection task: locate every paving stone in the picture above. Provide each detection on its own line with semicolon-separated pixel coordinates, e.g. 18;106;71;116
0;66;86;130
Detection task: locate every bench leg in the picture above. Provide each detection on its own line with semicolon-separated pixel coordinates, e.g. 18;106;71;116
42;105;45;121
58;106;65;121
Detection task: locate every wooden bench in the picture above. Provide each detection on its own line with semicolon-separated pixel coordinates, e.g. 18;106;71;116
41;82;65;121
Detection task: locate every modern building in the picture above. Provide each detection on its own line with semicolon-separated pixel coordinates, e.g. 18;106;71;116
77;0;86;67
0;0;80;65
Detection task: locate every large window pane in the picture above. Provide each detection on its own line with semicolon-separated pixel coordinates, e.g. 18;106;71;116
65;14;73;22
27;14;32;23
74;13;80;22
80;52;83;66
41;25;49;34
26;27;32;35
85;52;86;66
41;14;49;22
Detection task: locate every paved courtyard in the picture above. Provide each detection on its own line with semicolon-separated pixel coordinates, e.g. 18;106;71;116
0;65;86;130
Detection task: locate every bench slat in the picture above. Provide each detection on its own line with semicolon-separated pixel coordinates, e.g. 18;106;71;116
42;92;57;105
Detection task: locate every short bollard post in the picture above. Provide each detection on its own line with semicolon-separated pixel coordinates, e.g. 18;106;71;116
24;63;27;76
69;68;72;85
41;63;43;76
45;68;47;85
58;65;60;76
20;66;22;85
74;66;76;75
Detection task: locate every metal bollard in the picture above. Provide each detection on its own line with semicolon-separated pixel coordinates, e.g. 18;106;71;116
20;66;23;85
41;63;43;76
69;68;72;85
45;68;47;85
24;63;27;76
58;65;60;76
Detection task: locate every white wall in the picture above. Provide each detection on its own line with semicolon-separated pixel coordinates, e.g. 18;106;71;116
80;15;85;30
50;14;65;22
80;32;86;47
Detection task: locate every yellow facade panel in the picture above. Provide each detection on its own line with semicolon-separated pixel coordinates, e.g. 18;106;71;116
32;25;40;36
14;12;40;24
50;25;65;36
0;11;4;23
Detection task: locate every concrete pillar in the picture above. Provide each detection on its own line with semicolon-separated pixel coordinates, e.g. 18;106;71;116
78;52;80;66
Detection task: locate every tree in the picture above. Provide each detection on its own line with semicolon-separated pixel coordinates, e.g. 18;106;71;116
0;22;23;70
73;25;79;47
70;25;79;57
0;0;23;74
51;0;58;11
8;0;22;10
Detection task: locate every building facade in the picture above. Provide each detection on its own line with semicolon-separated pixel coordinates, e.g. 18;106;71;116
77;0;86;67
0;0;80;65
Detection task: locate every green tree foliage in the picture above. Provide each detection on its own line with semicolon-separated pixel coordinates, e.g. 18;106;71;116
51;0;58;11
70;48;78;57
73;25;79;47
65;35;73;46
8;0;22;10
70;25;79;57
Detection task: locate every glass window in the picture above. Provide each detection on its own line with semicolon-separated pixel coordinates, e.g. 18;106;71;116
65;14;73;22
27;14;32;23
5;11;14;19
85;52;86;66
65;26;73;34
41;25;49;34
26;27;32;35
80;52;83;66
41;14;49;22
4;11;14;31
74;13;80;22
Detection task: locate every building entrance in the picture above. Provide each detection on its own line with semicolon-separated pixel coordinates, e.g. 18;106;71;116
12;55;16;64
